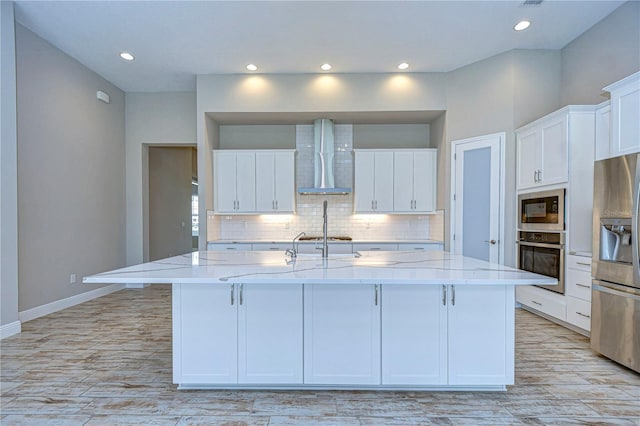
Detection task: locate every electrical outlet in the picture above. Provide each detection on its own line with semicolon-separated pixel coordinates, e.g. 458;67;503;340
69;274;77;284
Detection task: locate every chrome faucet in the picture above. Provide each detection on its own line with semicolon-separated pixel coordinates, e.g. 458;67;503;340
322;200;328;258
286;232;306;258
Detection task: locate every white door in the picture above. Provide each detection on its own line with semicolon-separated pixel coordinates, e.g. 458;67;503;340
413;150;436;212
238;284;303;384
214;151;238;212
447;285;514;385
374;151;394;211
274;151;295;212
173;283;238;384
235;152;256;212
354;151;375;212
304;284;381;385
381;285;447;385
452;133;503;264
393;151;414;212
255;152;275;212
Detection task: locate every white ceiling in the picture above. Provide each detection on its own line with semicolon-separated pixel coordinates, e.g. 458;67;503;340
14;0;626;92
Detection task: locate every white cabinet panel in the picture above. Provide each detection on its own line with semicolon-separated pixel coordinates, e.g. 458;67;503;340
173;283;237;384
353;243;398;252
394;150;437;213
255;151;295;213
540;117;568;186
607;72;640;157
397;243;444;252
238;284;303;384
213;150;255;213
304;284;381;385
382;285;447;385
516;129;540;190
251;243;289;252
595;102;611;161
517;285;566;320
566;297;591;331
354;151;394;212
207;243;252;251
448;285;513;385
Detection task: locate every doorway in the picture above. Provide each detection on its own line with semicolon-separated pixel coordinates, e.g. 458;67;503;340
148;146;198;261
450;133;505;263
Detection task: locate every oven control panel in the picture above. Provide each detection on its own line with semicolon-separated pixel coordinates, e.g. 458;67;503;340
519;231;564;245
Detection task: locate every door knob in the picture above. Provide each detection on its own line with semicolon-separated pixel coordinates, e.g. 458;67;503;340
484;240;497;245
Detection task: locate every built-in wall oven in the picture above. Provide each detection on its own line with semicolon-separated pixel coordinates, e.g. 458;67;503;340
518;189;565;232
517;231;565;294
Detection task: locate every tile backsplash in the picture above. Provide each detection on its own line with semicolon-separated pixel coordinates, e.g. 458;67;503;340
208;124;444;242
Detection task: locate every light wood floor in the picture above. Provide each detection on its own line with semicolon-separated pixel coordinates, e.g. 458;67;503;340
1;286;638;425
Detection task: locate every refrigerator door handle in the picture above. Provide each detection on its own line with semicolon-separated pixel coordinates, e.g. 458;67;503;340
634;155;640;287
593;280;640;300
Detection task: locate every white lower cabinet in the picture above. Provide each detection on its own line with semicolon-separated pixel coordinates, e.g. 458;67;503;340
173;284;238;384
447;285;514;385
303;284;381;385
173;283;303;385
238;284;303;384
381;285;447;385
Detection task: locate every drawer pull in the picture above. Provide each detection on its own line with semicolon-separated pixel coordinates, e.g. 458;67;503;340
576;283;590;289
576;262;591;266
269;247;279;251
413;247;425;250
226;247;237;250
531;300;542;306
369;247;381;251
576;312;591;319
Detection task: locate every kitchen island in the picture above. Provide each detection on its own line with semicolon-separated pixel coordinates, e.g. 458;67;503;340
84;250;555;391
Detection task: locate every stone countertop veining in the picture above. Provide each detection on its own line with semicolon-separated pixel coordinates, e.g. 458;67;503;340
84;250;555;286
208;239;444;244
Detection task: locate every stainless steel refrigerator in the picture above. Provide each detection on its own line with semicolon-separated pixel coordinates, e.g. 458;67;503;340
591;153;640;373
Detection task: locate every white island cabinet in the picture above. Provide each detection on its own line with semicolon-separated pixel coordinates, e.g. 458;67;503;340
173;282;303;385
84;250;554;391
304;284;380;385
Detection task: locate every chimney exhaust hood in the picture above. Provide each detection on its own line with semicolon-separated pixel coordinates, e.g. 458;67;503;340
298;119;352;195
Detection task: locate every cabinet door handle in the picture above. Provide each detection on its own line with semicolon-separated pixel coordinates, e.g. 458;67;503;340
451;285;456;306
442;285;447;306
576;283;590;289
275;200;278;210
576;262;591;266
236;200;240;210
538;170;542;182
230;284;235;305
371;200;374;210
239;283;243;305
534;170;537;182
532;300;542;306
374;284;379;306
375;200;378;210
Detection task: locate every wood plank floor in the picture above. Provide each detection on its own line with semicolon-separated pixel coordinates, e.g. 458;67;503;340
1;286;638;425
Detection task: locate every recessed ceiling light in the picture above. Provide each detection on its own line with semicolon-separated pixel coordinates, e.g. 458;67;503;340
246;64;258;71
119;52;135;61
398;62;409;70
514;20;531;31
321;63;332;71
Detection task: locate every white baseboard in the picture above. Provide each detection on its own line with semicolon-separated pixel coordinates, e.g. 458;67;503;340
19;283;125;324
0;320;22;339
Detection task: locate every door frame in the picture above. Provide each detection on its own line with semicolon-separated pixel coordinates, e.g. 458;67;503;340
449;132;506;264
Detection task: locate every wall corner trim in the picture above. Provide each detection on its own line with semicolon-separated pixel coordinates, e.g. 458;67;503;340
0;321;22;340
18;284;126;324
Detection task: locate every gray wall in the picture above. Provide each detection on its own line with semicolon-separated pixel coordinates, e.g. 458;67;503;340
125;92;196;265
353;124;430;149
429;113;447;212
561;1;640;106
1;2;19;329
445;50;563;267
149;147;194;261
15;24;126;311
219;125;295;149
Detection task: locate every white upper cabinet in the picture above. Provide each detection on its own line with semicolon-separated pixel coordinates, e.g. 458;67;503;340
594;102;611;161
214;150;256;213
394;149;437;213
255;150;295;213
516;113;568;190
354;150;394;212
599;72;640;159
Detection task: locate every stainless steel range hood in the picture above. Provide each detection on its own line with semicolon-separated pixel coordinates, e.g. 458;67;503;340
298;119;352;195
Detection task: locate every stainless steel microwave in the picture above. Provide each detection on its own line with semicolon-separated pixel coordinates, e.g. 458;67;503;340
518;189;565;231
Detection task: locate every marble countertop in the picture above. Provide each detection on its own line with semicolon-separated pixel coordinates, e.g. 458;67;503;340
208;239;444;244
83;250;556;286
